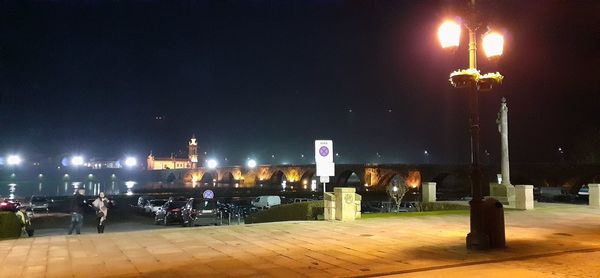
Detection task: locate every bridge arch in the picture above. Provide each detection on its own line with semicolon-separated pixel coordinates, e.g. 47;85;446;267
199;171;216;185
334;170;365;191
242;171;258;186
433;172;468;199
221;172;235;185
300;170;316;188
377;171;402;188
270;170;288;187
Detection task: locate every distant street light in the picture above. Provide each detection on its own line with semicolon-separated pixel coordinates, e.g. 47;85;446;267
247;159;257;169
7;155;22;166
207;159;218;169
71;156;84;167
124;157;137;168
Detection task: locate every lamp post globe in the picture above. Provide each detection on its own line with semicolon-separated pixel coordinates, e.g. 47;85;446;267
482;32;505;58
438;20;461;49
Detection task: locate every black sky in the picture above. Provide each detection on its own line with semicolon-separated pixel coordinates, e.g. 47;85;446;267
0;0;598;165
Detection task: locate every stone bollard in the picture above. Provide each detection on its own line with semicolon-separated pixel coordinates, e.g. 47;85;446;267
324;192;336;220
334;187;356;221
354;193;362;219
422;182;436;203
515;185;534;210
589;184;600;208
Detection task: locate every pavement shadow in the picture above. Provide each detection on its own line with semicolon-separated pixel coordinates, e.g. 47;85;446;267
347;223;600;278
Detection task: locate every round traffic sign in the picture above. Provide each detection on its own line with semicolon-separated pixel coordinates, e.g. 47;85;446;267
319;146;329;157
203;189;214;199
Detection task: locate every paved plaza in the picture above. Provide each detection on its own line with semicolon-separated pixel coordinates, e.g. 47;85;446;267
1;203;600;277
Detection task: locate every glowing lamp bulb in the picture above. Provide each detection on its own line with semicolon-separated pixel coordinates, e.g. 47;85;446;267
247;159;257;169
438;20;461;48
124;157;137;167
6;155;22;166
482;32;504;58
207;159;218;169
71;156;84;166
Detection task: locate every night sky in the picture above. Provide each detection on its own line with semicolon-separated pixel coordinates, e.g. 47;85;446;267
0;0;597;165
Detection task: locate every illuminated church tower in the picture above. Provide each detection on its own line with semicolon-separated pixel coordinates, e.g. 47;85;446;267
188;135;198;169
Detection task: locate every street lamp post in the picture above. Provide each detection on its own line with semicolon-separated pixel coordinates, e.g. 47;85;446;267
438;0;505;250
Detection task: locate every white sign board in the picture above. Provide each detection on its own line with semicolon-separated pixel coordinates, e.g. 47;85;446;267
315;140;333;163
316;161;335;177
319;176;330;183
315;140;335;177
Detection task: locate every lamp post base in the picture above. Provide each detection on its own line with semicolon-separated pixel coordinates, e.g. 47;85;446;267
466;199;491;250
466;231;491;250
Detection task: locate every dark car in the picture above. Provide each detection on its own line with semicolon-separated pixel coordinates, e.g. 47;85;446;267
232;199;258;218
30;195;52;213
0;199;21;212
155;200;187;225
181;198;220;227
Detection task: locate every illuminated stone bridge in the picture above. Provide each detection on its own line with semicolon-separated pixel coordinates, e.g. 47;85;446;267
152;163;600;194
170;164;472;192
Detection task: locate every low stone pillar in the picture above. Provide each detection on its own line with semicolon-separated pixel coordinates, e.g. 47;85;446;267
422;182;436;203
515;185;534;210
324;192;336;220
354;193;362;219
334;187;356;221
589;184;600;208
489;183;515;206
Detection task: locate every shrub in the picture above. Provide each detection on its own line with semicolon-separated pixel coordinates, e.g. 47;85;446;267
245;201;324;224
0;212;21;240
419;202;469;212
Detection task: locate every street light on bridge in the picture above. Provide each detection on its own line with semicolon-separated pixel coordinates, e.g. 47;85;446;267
438;0;505;250
247;159;257;169
207;159;218;169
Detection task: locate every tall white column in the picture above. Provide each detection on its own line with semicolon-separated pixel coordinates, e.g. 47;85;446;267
498;97;511;185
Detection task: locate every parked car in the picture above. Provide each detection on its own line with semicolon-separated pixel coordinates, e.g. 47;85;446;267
181;198;220;227
231;199;258;217
137;196;151;208
292;198;311;203
578;185;589;196
538;187;565;202
29;195;52;213
362;201;393;213
251;196;281;209
0;199;21;212
155;200;187;225
145;199;168;214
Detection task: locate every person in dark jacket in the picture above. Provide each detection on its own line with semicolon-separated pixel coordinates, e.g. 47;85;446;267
68;188;87;235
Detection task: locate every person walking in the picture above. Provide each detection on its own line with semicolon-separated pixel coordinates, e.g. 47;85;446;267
15;206;33;237
68;188;87;235
92;192;109;233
